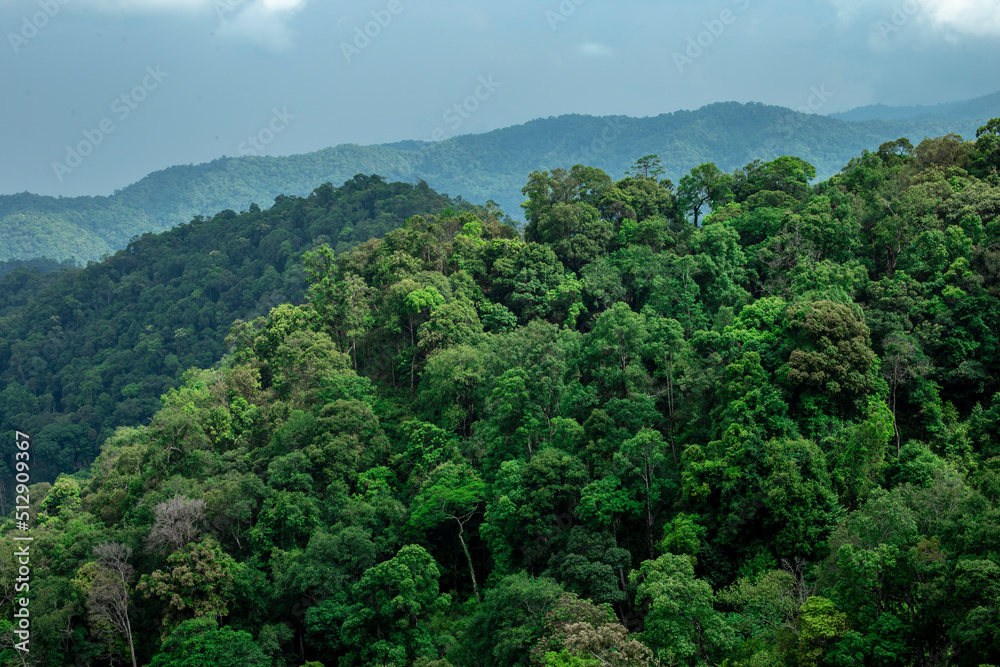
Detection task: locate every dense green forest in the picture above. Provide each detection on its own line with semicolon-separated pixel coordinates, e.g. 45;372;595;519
0;257;79;280
3;120;1000;667
0;175;474;486
3;98;998;263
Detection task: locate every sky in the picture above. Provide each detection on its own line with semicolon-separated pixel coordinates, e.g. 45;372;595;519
1;0;999;197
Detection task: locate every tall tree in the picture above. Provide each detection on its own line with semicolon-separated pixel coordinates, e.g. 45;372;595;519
409;462;486;602
676;163;734;227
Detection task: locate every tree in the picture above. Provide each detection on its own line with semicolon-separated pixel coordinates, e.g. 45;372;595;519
461;573;565;667
409;462;486;602
823;487;921;653
148;616;269;667
780;299;879;428
676;163;734;227
532;592;653;666
585;303;650;400
877;138;914;164
645;316;686;464
137;538;237;633
146;496;206;553
483;448;589;575
717;568;805;662
626;155;666;181
973;117;1000;176
308;265;372;372
881;333;931;454
734;156;816;203
615;428;674;560
76;543;138;667
340;544;451;666
546;527;632;608
631;553;733;666
796;597;848;667
762;438;840;559
522;166;615;272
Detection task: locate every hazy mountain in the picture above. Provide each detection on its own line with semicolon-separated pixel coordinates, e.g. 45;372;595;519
829;89;1000;123
2;96;998;263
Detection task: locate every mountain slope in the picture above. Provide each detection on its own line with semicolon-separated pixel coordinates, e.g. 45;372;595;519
2;99;999;263
829;89;1000;123
0;175;475;484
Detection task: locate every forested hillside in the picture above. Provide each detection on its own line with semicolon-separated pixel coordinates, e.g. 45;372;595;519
829;89;1000;123
3;99;997;263
0;175;474;485
2;121;1000;667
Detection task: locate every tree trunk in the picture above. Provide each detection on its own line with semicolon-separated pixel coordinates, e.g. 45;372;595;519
125;614;137;667
891;381;901;456
454;516;480;603
644;469;655;560
666;351;678;465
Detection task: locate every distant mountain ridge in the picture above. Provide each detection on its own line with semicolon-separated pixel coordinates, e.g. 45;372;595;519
3;93;999;263
828;89;1000;123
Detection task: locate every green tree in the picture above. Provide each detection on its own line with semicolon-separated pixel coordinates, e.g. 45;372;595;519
626;155;666;180
972;117;1000;177
615;428;675;559
631;553;733;666
762;438;840;559
676;163;734;227
796;597;848;667
137;537;237;633
461;573;564;667
409;462;486;602
522;166;615;272
148;616;269;667
340;544;451;666
585;302;651;400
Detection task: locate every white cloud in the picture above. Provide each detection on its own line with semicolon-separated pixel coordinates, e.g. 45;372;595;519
66;0;309;50
828;0;865;24
829;0;1000;37
578;42;614;57
921;0;1000;37
68;0;220;12
216;0;308;51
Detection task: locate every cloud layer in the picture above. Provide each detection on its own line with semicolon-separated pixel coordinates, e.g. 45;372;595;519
830;0;1000;37
66;0;309;49
923;0;1000;37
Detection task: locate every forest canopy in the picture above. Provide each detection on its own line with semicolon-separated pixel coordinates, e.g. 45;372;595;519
3;122;1000;666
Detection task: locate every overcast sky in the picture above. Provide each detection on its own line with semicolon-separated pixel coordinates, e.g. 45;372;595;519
2;0;999;197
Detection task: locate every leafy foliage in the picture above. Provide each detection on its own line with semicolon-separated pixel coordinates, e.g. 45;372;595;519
4;122;1000;667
